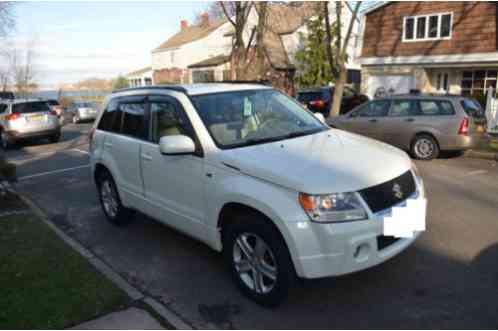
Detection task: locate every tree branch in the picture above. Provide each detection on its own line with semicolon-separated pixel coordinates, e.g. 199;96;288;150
340;1;361;60
220;1;236;27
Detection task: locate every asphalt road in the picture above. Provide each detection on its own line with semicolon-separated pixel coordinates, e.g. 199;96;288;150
4;123;498;329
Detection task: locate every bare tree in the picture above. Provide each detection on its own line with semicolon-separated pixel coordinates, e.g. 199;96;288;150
194;2;234;24
10;41;38;98
324;1;361;117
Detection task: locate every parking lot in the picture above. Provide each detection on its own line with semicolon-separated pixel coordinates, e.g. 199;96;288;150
6;123;498;329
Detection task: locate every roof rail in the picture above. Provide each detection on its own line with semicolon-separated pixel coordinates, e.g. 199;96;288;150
218;80;272;86
112;85;188;94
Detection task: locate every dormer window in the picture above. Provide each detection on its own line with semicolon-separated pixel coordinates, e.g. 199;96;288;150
403;13;453;42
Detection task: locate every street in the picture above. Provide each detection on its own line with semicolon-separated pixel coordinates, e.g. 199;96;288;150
7;123;498;329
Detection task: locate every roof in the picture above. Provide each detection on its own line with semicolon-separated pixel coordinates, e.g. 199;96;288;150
265;2;320;35
126;66;152;77
153;19;227;52
114;83;272;96
361;1;391;15
187;55;230;69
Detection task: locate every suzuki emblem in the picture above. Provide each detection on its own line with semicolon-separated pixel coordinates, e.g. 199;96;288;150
393;183;403;199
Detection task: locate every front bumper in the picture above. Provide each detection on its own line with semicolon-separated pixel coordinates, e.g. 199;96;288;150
287;173;425;279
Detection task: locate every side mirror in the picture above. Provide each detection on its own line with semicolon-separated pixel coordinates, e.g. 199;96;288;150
314;112;326;123
159;135;196;155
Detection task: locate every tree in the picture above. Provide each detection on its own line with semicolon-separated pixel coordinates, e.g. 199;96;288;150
10;41;38;98
112;75;129;90
0;2;16;38
323;1;361;117
294;11;334;87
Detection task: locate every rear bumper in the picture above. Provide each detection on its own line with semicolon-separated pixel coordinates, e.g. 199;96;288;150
5;128;61;141
440;134;481;150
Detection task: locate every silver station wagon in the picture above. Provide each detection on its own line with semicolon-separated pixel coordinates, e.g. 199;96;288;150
327;95;486;160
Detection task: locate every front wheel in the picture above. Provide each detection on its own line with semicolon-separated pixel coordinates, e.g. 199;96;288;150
411;134;439;160
223;215;295;307
1;131;13;150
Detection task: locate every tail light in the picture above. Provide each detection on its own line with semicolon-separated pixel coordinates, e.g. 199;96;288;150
458;117;469;135
5;113;20;121
309;99;326;109
88;128;96;146
49;110;58;116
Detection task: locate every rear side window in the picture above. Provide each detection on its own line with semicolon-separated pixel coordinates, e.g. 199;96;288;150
12;102;50;114
417;100;455;116
354;100;390;117
389;100;416;117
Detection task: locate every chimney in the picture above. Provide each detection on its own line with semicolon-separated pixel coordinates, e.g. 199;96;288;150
200;12;209;27
180;20;188;30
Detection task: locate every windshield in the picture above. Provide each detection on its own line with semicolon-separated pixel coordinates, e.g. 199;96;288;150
12;101;51;114
191;89;328;149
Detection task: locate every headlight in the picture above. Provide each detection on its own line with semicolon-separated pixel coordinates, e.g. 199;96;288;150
299;192;367;223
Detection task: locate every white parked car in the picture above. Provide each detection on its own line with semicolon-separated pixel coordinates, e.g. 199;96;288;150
89;84;426;306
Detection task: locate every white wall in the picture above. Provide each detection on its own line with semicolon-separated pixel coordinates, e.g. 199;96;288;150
152;22;233;71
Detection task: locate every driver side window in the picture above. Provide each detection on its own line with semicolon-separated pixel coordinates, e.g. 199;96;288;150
149;97;192;144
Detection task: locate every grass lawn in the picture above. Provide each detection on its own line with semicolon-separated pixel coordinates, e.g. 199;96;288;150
0;213;129;329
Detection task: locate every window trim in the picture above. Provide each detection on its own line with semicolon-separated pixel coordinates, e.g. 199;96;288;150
402;12;453;42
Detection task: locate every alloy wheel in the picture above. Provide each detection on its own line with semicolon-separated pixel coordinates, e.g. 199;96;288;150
233;233;278;294
414;138;434;159
100;180;118;218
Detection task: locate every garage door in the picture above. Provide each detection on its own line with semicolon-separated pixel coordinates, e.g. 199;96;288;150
367;74;414;99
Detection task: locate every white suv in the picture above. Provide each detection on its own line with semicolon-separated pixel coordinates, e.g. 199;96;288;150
90;84;426;306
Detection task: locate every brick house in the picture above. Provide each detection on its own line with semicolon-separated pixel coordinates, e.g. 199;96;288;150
126;67;153;87
359;1;498;101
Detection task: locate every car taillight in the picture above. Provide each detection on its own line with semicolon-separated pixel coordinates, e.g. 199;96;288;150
5;113;20;121
309;99;325;108
49;110;58;116
458;117;469;135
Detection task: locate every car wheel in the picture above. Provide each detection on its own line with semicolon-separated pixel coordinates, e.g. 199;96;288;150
1;131;13;150
222;214;295;307
411;134;439;160
97;171;134;225
49;133;61;143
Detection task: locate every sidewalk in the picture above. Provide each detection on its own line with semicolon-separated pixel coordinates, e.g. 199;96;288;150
72;308;164;330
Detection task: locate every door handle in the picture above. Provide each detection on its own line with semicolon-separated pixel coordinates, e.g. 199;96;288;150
404;118;415;122
104;142;113;148
369;119;378;123
141;153;152;161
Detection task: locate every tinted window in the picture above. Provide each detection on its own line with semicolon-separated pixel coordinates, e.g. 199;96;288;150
120;102;146;139
355;100;390;117
390;100;416;116
12;102;50;114
98;99;119;132
149;97;192;143
0;104;7;113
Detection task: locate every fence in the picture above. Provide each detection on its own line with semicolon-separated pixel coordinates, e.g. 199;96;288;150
485;87;498;135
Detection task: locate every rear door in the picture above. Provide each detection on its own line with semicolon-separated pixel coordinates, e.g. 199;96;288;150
102;96;147;203
335;100;391;141
383;99;419;149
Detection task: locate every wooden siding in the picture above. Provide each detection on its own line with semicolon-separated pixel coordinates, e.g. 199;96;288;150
362;1;497;58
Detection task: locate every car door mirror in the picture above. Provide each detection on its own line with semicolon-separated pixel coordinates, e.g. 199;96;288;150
314;112;326;123
159;135;196;155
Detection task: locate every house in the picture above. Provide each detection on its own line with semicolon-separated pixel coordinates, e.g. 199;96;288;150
126;67;153;87
151;13;232;84
359;1;498;100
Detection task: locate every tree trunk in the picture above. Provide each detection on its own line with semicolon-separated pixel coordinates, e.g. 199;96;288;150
329;65;347;117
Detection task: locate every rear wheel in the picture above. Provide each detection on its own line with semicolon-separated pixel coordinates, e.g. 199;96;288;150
97;170;134;225
0;131;13;150
222;213;294;307
411;134;439;160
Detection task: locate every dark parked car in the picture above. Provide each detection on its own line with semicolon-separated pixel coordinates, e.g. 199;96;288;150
0;91;15;100
297;86;369;115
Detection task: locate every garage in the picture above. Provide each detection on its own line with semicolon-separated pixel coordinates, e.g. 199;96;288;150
366;74;415;98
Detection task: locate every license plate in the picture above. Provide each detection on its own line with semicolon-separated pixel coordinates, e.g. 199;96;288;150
30;115;44;122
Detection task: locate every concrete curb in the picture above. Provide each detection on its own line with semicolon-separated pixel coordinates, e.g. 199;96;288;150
16;192;193;330
464;150;498;161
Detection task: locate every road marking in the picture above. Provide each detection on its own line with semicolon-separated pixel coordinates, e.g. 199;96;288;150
467;170;488;176
18;164;90;181
72;148;89;155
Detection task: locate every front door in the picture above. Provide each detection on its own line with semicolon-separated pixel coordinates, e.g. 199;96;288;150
337;100;391;141
139;95;206;240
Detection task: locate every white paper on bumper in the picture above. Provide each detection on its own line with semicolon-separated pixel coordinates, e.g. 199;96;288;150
383;198;427;238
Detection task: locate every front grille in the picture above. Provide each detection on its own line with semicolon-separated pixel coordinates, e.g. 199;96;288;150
359;170;416;213
377;236;401;250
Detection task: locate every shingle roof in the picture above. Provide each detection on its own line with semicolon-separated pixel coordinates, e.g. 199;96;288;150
126;66;152;77
153;19;227;52
187;55;230;68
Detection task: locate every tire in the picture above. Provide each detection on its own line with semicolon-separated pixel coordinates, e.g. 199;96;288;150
97;170;134;225
222;213;295;307
1;131;13;150
411;134;440;160
49;132;61;143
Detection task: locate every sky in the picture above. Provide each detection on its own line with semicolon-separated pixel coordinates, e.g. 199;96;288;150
9;1;208;88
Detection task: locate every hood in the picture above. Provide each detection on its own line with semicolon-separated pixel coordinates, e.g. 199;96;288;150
218;129;412;194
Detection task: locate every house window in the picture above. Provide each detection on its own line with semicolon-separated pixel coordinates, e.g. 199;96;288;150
403;12;453;42
436;72;449;93
144;78;152;86
461;69;498;97
192;70;215;83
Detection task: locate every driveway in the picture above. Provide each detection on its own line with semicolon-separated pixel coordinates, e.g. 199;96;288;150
7;123;498;329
